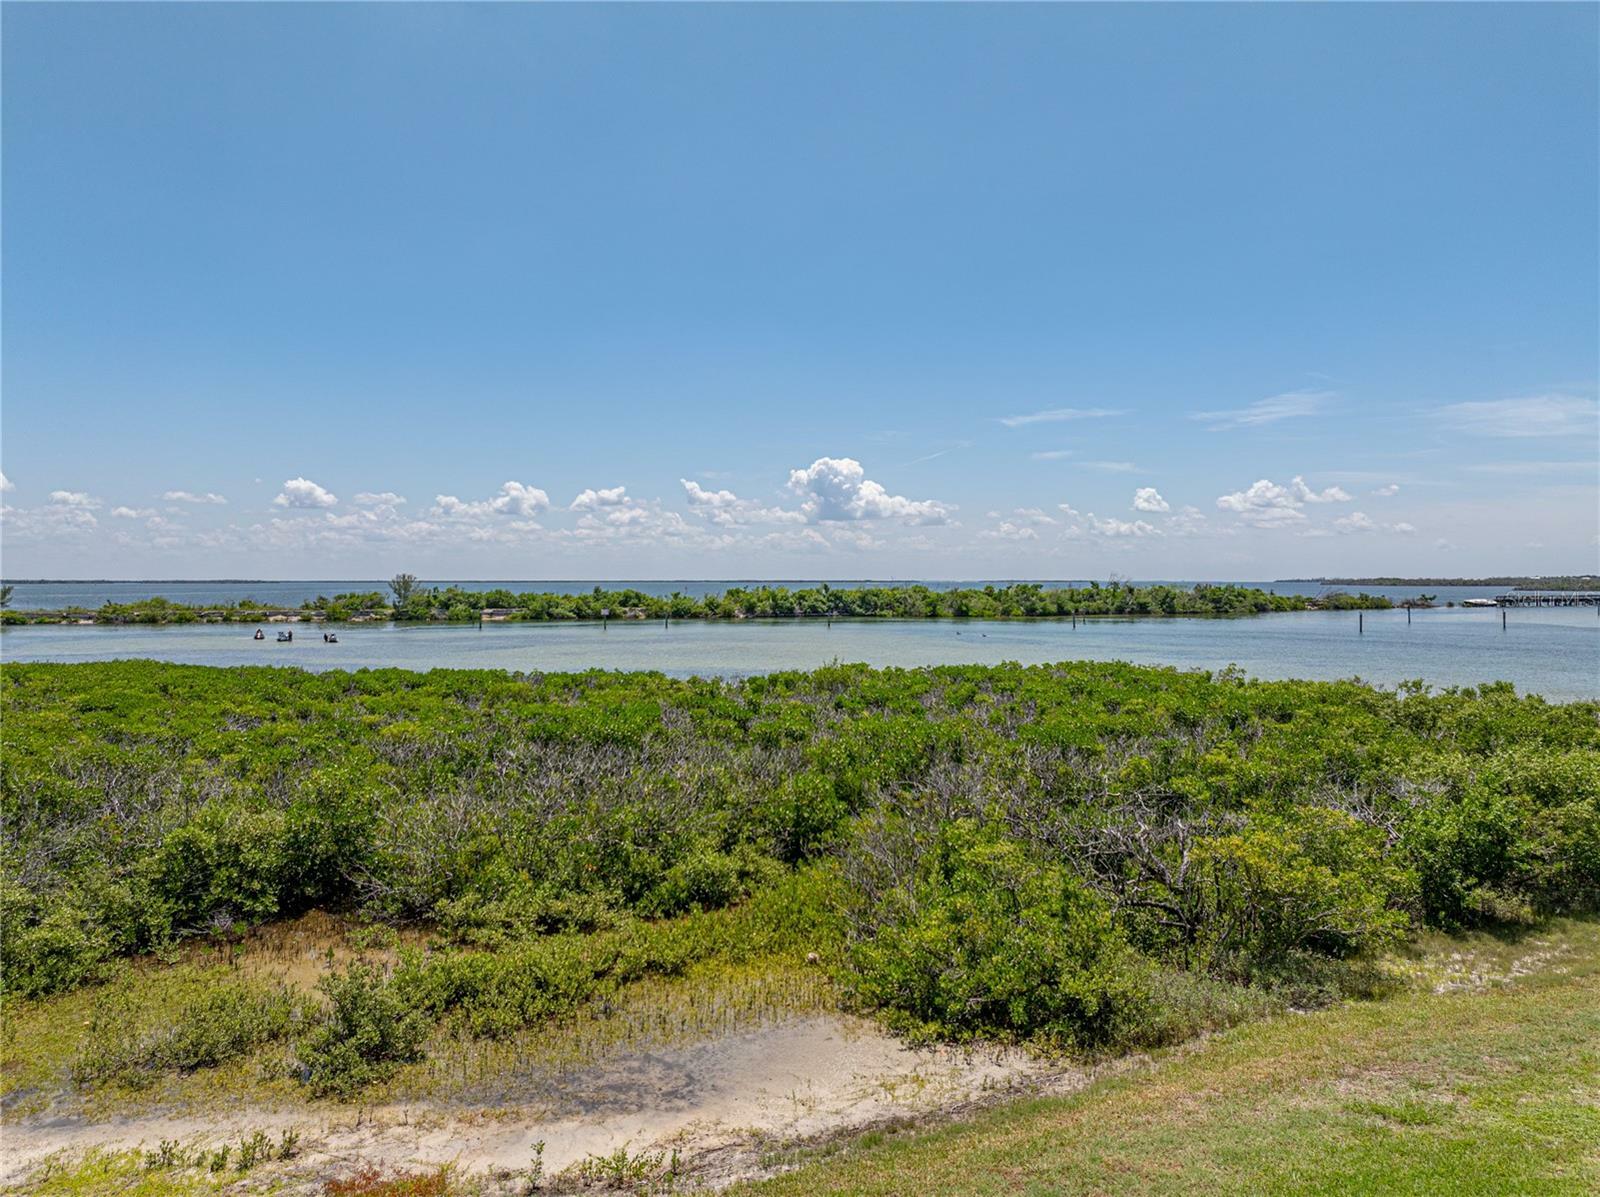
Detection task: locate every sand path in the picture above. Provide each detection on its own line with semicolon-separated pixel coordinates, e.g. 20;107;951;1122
2;1015;1071;1189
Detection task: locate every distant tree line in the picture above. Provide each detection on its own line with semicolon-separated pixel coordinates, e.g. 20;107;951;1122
1;580;1393;625
1312;576;1598;590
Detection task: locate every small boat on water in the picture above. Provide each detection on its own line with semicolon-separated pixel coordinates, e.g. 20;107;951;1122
276;630;293;642
1462;598;1499;608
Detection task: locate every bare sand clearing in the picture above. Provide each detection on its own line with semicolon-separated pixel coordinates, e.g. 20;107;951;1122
2;1014;1073;1189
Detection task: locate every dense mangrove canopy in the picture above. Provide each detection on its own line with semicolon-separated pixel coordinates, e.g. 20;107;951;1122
5;658;1594;1090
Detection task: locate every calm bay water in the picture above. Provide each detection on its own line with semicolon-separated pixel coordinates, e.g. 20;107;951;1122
3;604;1595;702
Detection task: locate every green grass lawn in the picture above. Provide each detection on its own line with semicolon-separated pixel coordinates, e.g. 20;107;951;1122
742;920;1600;1197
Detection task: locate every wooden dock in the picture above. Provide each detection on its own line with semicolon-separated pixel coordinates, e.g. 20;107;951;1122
1494;591;1600;607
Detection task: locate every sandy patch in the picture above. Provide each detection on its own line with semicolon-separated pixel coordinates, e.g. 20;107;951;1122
2;1014;1069;1189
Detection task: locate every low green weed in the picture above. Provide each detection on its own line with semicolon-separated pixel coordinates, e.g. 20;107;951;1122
298;962;429;1098
72;980;301;1087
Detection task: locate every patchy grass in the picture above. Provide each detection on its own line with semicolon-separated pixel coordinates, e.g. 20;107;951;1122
11;1144;463;1197
2;909;835;1119
10;1147;280;1197
1;912;394;1115
2;961;309;1118
740;918;1600;1197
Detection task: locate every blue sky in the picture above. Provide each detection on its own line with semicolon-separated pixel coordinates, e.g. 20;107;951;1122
3;3;1596;579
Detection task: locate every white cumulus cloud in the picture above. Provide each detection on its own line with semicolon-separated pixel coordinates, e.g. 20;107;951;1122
1215;479;1307;525
1289;476;1352;504
1167;505;1218;536
1372;484;1401;497
49;490;100;509
682;479;741;510
1086;514;1160;538
786;457;951;525
681;479;806;526
432;481;549;520
1332;512;1379;533
1132;487;1170;513
1009;507;1057;525
0;472;12;492
569;485;629;512
273;477;339;509
164;490;227;505
1215;475;1351;526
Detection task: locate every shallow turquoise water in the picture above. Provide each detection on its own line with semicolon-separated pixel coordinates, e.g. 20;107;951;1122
3;605;1594;702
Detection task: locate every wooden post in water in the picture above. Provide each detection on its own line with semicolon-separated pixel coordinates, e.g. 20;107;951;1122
1406;605;1411;625
1502;608;1507;631
1359;611;1363;635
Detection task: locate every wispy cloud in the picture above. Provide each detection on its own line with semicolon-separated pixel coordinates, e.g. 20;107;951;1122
902;441;971;466
1030;449;1075;461
1435;394;1597;438
1463;459;1598;475
164;490;227;505
998;407;1123;429
979;520;1038;541
1077;460;1137;473
1192;390;1331;431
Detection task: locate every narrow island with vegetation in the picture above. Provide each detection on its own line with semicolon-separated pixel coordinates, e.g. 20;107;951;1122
1284;574;1599;590
0;577;1393;626
3;657;1595;1194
